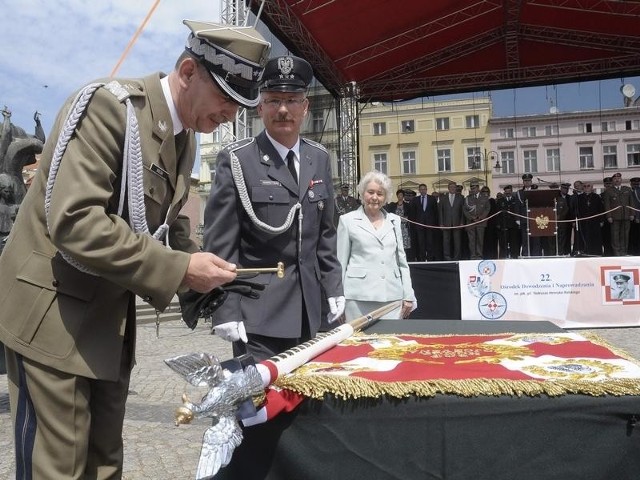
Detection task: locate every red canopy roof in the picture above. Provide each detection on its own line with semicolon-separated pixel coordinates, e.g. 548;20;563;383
250;0;640;101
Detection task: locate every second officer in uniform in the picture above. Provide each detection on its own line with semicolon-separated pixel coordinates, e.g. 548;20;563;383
203;55;344;361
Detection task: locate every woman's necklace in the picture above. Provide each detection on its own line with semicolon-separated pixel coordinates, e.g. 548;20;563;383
366;209;384;229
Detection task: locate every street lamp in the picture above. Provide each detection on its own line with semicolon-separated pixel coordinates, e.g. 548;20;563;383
472;149;500;183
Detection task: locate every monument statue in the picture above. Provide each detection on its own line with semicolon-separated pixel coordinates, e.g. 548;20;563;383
0;106;45;255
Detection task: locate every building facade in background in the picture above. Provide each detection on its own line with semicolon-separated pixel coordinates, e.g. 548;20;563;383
359;97;493;196
194;89;640;243
490;105;640;194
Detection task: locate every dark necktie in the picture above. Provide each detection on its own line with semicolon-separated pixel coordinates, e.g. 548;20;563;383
286;150;297;184
175;130;187;151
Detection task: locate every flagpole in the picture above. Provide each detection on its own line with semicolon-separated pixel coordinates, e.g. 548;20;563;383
256;301;400;388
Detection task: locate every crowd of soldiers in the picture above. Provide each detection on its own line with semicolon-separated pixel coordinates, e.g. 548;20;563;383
333;172;640;261
493;172;640;259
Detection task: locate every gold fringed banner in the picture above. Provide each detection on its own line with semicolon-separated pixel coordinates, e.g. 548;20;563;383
274;332;640;400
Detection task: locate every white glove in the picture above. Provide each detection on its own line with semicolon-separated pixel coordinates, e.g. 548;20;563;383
214;321;248;343
327;296;346;324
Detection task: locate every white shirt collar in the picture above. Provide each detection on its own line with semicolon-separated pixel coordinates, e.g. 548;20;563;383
266;131;301;162
160;75;184;135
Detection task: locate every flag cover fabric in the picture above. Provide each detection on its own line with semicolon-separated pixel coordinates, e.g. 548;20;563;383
271;332;640;401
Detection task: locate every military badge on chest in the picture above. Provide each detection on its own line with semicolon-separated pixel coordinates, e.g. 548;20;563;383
308;178;325;209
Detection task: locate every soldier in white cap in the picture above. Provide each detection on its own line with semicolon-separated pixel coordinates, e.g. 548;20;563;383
0;20;270;478
203;55;344;362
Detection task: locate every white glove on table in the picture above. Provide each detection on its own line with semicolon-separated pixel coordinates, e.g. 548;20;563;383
327;296;346;324
214;321;248;343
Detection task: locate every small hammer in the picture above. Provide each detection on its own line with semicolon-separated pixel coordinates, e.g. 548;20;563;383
236;261;284;278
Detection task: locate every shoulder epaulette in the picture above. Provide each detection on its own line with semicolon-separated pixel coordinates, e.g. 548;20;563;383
301;137;328;154
101;78;145;102
225;137;254;154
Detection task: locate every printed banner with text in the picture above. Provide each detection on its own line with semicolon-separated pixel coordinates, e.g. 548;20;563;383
459;257;640;328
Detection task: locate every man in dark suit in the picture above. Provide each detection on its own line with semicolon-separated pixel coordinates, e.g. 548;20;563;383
408;182;438;261
575;182;604;255
601;177;613;255
516;173;542;256
203;55;344;361
0;20;267;478
438;181;464;260
556;183;572;255
496;185;522;258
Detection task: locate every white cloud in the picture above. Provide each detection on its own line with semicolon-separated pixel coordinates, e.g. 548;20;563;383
0;0;220;133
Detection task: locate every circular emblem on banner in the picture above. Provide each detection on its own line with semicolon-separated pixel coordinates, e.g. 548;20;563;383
477;260;496;276
478;292;507;319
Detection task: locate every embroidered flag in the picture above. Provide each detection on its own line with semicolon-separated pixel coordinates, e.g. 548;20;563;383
272;332;640;400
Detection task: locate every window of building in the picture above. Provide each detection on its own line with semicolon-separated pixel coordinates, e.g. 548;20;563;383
624;120;639;131
402;150;417;174
437;149;452;172
373;122;386;136
465;115;480;129
627;144;640;166
578;123;593;133
523;150;538;172
522;126;536;137
373;152;388;174
436;117;449;131
499;151;515;174
402;120;415;133
603;145;617;168
467;146;481;170
212;129;221;144
579;146;594;170
544;125;559;136
546;148;560;172
312;111;324;133
601;121;616;132
499;128;515;138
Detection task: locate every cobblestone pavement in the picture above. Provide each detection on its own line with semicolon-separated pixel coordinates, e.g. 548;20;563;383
0;319;232;480
1;322;639;479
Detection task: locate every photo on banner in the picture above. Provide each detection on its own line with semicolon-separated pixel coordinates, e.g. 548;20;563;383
458;257;640;328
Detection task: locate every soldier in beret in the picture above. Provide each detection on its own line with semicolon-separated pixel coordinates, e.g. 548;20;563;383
203;55;344;361
0;20;271;477
602;172;635;255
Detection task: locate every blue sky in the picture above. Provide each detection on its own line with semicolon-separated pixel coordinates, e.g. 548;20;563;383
1;0;639;136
